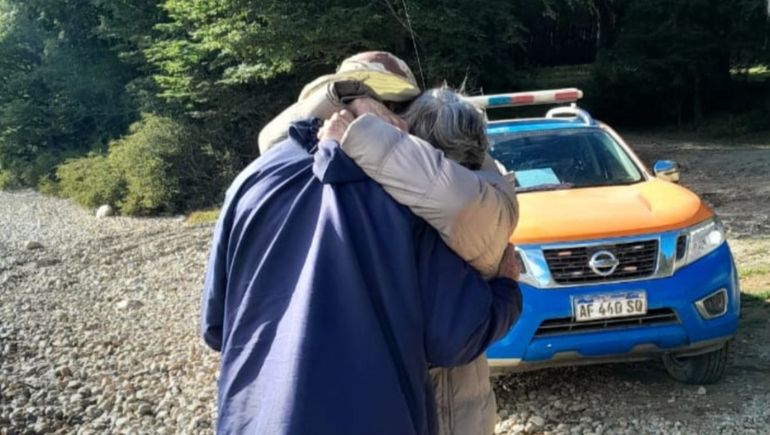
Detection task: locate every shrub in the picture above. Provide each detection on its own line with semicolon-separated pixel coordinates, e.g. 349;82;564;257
37;176;60;196
0;170;17;190
57;154;125;208
56;114;232;215
697;109;770;138
109;114;227;215
187;208;221;225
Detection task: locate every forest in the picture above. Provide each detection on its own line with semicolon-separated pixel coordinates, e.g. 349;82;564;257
0;0;768;214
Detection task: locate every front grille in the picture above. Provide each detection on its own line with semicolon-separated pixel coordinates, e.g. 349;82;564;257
544;239;659;284
535;308;679;337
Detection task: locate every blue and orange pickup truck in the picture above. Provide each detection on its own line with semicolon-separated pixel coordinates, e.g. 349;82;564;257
470;89;739;384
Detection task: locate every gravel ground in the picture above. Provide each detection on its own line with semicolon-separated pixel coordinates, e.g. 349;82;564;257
0;191;218;434
1;137;769;434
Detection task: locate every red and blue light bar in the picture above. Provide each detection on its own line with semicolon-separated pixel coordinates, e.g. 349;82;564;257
465;88;583;109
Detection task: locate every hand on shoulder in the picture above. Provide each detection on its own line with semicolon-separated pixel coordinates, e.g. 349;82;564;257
318;110;355;142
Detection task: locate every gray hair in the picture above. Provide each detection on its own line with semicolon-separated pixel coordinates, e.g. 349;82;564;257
402;88;488;169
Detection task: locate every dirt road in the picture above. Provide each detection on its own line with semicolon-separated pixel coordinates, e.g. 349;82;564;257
493;135;770;435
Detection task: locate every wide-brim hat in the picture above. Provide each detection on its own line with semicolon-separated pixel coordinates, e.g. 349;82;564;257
299;51;422;103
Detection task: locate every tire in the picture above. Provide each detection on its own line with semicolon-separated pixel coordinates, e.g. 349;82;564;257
662;341;732;384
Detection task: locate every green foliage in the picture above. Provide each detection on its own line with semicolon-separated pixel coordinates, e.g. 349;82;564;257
697;109;770;138
144;0;538;120
0;169;17;190
57;154;124;208
56;114;232;215
592;0;770;126
1;0;770;214
37;176;59;196
0;0;138;187
109;115;198;214
187;208;221;225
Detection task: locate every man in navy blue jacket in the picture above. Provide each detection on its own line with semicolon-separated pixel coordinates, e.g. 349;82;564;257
201;118;521;435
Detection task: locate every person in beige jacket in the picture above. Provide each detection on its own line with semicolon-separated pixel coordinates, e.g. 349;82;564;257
258;52;519;435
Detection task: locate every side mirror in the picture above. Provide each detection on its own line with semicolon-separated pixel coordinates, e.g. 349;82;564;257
653;160;680;183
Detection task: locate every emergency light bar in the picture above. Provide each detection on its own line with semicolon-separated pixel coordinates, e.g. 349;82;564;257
465;88;583;109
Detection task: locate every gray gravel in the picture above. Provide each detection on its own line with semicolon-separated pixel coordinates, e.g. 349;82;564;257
0;191;217;434
1;189;769;435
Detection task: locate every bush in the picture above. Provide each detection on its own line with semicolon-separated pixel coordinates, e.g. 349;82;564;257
57;154;125;208
111;115;227;215
56;114;232;215
37;176;60;196
187;208;221;225
0;170;18;190
589;61;672;127
698;109;770;138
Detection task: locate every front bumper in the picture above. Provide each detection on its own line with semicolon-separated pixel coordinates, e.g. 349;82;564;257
487;242;739;370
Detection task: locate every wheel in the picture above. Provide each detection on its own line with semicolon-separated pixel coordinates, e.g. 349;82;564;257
662;341;732;384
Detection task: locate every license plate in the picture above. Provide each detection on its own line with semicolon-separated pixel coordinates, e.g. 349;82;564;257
573;291;647;322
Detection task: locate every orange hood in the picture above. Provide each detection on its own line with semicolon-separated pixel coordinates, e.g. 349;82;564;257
512;179;714;244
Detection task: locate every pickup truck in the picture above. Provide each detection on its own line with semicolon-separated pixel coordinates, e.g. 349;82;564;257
474;89;739;384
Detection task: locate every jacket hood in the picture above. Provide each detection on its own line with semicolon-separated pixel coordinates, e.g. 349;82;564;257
288;119;368;184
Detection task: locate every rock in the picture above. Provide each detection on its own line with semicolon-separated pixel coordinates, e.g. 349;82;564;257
529;415;546;428
32;422;49;433
496;420;514;433
115;416;131;428
511;423;526;434
85;405;101;418
9;409;25;421
36;257;60;267
95;205;114;218
25;240;43;250
55;366;73;378
138;403;153;416
697;386;707;395
116;299;144;311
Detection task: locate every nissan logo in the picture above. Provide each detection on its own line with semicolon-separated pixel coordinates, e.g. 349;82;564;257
588;250;620;276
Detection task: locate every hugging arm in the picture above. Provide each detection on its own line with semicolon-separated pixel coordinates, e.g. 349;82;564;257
258;85;343;154
258;81;378;154
340;114;519;278
416;226;522;366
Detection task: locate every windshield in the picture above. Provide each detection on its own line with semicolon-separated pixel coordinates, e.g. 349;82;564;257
489;129;644;192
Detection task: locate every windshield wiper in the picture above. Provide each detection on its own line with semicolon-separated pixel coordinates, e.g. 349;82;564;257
516;182;574;193
576;180;643;189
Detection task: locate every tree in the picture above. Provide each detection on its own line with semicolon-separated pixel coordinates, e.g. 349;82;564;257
0;0;138;186
595;0;770;125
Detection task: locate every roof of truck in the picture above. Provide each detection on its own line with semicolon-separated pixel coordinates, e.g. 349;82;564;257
487;117;595;135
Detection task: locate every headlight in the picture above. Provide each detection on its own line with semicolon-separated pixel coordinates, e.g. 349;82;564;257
682;217;725;266
514;249;540;287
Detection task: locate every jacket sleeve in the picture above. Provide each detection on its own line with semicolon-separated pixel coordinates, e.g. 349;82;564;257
258;84;344;154
340;114;519;278
200;199;234;352
416;226;522;367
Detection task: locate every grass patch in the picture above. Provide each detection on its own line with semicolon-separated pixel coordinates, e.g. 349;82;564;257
739;265;770;294
732;65;770;82
741;291;770;319
742;288;770;301
739;266;770;278
187;208;220;225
